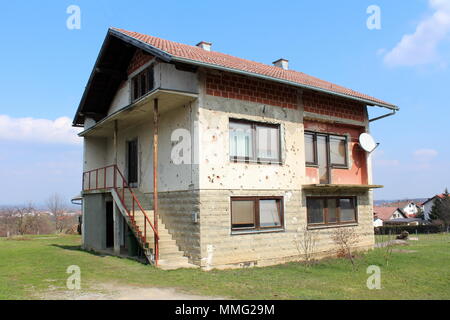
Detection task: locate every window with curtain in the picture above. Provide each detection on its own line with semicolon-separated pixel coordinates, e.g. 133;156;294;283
229;122;253;159
231;197;283;231
229;119;281;163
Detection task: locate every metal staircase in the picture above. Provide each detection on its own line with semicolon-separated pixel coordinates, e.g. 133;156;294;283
83;165;195;269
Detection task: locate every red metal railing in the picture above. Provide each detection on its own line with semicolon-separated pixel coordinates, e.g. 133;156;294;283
82;165;159;265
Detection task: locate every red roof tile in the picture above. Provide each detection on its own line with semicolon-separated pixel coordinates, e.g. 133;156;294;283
112;28;397;109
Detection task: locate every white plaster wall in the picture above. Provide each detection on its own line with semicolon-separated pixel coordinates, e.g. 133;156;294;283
402;203;419;216
83;137;107;172
108;83;131;115
197;94;304;190
83;137;107;189
84;117;97;130
155;63;198;93
106;101;199;193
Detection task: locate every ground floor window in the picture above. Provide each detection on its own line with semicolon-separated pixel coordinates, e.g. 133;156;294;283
306;196;357;226
231;197;283;231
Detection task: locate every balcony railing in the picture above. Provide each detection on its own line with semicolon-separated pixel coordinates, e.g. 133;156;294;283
82;165;159;265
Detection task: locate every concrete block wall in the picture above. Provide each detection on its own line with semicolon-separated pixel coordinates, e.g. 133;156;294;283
82;193;108;251
198;189;374;269
157;190;201;265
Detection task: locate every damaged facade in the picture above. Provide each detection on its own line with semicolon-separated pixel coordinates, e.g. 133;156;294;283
73;28;398;269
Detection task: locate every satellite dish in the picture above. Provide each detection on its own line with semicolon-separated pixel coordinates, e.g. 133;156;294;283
359;133;378;153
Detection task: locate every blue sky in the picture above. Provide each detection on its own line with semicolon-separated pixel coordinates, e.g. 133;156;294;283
0;0;449;205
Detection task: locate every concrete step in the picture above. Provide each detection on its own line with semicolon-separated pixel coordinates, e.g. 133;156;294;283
159;252;187;260
158;258;197;270
115;188;192;269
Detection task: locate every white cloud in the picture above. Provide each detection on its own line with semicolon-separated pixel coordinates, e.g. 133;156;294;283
413;148;438;161
383;0;450;67
372;149;400;167
0;115;82;145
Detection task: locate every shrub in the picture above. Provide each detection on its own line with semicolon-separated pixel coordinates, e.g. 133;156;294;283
375;224;443;235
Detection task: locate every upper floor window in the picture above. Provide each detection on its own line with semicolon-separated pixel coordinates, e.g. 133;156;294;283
131;66;154;102
305;131;348;183
229;119;281;164
305;132;348;167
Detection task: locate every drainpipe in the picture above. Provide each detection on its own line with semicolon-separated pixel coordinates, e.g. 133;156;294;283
153;99;159;266
369;109;397;122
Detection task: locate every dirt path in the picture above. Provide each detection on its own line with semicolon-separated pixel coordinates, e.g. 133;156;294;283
39;282;225;300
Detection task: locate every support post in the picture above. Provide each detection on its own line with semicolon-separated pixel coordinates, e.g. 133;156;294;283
113;120;118;187
113;120;118;165
153;99;159;265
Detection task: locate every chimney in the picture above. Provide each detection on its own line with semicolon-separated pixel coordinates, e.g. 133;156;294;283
273;58;289;70
196;41;212;51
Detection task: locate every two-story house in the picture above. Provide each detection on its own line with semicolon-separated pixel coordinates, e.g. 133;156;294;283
73;28;398;269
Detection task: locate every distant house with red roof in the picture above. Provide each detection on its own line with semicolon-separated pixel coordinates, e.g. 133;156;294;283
422;194;450;220
373;207;407;227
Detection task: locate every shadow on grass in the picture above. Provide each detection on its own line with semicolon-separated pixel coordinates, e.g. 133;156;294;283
49;244;150;265
50;244;83;251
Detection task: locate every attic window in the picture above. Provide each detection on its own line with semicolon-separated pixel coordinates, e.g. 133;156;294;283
131;66;154;102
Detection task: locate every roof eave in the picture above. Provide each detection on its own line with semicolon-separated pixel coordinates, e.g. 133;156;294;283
72;30;111;127
72;28;174;127
108;28;172;62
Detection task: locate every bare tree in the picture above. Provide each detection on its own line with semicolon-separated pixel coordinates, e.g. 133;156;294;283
331;227;359;267
15;203;34;235
47;193;67;233
24;206;48;235
293;225;317;266
0;207;16;237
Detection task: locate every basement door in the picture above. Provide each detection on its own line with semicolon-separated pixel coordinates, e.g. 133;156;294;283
106;201;114;248
127;139;138;187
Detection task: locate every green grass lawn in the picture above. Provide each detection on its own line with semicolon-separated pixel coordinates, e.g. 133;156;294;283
0;234;449;300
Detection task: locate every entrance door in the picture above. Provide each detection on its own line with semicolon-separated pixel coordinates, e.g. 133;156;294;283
127;139;138;187
106;201;114;248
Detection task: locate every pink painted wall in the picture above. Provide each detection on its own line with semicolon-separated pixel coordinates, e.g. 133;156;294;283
304;120;368;185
